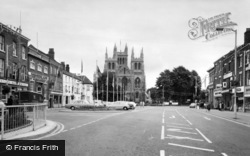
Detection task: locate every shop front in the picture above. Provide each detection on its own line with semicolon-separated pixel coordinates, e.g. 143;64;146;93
244;86;250;109
213;88;222;108
222;89;232;110
0;79;28;103
29;73;49;100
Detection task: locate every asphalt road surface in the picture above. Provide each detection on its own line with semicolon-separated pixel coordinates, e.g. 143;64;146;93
38;106;250;156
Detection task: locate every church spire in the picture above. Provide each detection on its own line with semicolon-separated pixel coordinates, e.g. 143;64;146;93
140;48;144;58
124;43;128;54
105;47;108;59
113;44;117;53
131;47;134;59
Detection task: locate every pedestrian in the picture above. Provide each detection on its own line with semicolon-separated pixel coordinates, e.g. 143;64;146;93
206;103;211;112
219;102;222;111
7;95;13;106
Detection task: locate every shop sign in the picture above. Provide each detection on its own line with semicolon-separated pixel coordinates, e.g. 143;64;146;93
188;12;237;41
214;90;222;97
232;86;244;93
221;89;230;93
0;79;28;87
30;73;48;83
244;86;250;97
223;72;232;79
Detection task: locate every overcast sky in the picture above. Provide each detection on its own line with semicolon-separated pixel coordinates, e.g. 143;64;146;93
1;0;250;89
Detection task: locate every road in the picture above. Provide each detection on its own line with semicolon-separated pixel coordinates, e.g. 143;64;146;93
37;106;250;156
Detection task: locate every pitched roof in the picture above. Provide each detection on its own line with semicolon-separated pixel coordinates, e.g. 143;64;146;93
79;75;92;84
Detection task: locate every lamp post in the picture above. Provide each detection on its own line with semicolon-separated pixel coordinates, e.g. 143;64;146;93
216;27;237;119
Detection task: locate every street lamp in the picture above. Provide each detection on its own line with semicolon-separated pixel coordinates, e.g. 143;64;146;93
216;27;237;119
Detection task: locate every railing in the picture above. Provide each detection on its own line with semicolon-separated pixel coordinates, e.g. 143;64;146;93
0;103;47;140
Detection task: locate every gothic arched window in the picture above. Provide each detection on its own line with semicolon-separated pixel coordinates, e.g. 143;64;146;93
136;92;139;98
138;63;141;70
108;62;111;69
135;63;137;70
135;77;140;88
112;63;115;69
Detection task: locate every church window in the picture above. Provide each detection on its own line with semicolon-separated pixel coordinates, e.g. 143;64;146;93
124;68;126;74
135;63;137;70
112;63;115;69
138;63;141;70
136;92;139;98
135;77;140;88
108;62;111;69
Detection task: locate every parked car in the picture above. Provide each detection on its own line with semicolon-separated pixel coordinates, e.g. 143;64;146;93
172;101;179;105
106;101;130;110
189;103;197;108
163;102;169;106
128;102;136;109
65;100;91;110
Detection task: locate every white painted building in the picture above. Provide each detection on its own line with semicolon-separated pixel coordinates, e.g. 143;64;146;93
78;75;94;104
62;64;82;106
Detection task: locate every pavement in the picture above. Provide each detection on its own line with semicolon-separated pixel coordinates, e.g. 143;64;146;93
193;107;250;126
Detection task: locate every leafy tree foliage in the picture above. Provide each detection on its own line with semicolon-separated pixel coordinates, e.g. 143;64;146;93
155;66;201;104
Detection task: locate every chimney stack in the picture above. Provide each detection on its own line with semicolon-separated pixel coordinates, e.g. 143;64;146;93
48;48;55;59
244;28;250;45
61;62;65;70
66;64;70;72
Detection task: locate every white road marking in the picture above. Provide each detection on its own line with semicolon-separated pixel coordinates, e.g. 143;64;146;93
166;125;193;130
169;115;176;119
62;130;68;133
204;117;211;120
160;150;165;156
166;135;204;141
162;118;165;124
195;128;212;143
202;111;250;128
161;126;165;140
185;119;193;125
167;128;197;134
175;110;192;125
168;143;215;152
221;153;228;156
70;127;76;130
168;123;190;126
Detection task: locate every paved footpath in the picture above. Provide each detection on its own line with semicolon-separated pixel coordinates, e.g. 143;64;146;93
192;108;250;126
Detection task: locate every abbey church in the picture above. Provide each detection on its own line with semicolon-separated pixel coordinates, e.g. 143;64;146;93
103;44;146;103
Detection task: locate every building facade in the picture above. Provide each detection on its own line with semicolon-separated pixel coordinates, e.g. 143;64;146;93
79;75;93;103
28;45;49;99
103;44;146;103
207;28;250;110
47;48;63;108
207;67;214;105
62;64;82;106
0;22;29;102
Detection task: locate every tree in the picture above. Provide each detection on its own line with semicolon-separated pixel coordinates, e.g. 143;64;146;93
155;66;201;104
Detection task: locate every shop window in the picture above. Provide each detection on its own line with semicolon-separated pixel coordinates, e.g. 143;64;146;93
0;36;4;51
37;86;42;93
0;59;4;77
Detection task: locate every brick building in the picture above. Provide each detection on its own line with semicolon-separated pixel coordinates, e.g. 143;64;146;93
0;22;29;102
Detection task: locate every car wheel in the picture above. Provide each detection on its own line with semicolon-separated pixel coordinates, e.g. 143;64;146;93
70;106;75;110
123;107;128;110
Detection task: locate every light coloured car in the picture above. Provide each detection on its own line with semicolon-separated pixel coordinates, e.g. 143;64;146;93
106;101;130;110
172;101;179;105
65;100;92;110
189;103;197;108
163;102;169;106
128;102;136;109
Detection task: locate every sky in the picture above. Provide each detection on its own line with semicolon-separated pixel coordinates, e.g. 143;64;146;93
1;0;250;89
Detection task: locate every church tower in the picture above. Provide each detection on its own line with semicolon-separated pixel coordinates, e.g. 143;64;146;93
103;43;146;102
